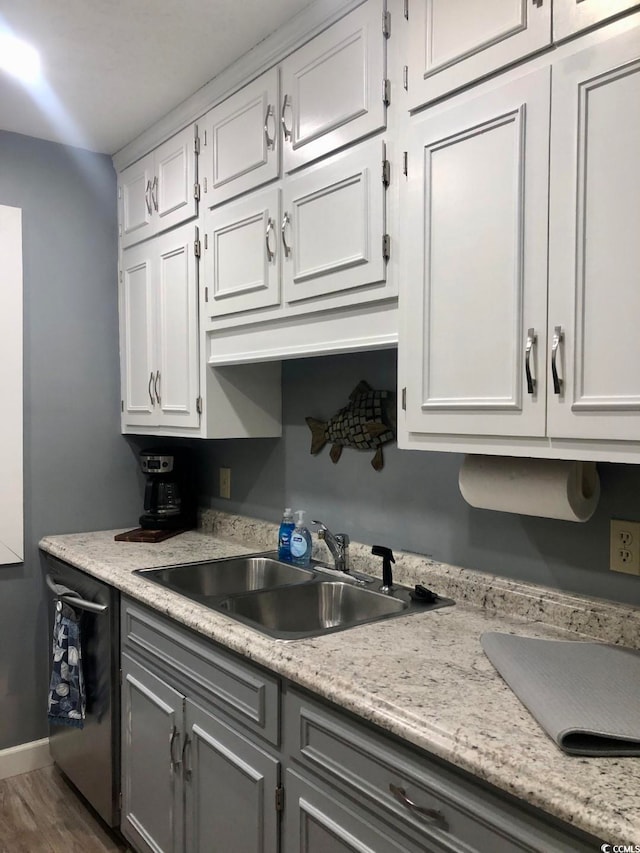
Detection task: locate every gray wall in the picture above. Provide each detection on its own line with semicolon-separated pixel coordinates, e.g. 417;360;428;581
0;131;142;750
196;349;640;607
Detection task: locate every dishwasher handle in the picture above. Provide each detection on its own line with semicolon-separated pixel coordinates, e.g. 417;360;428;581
46;574;108;614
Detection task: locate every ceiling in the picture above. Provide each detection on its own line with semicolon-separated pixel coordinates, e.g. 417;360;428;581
0;0;316;156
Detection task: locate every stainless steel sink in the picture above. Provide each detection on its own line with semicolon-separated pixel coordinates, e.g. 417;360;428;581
217;580;451;640
136;553;315;601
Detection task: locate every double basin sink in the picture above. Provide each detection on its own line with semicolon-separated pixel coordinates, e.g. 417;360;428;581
136;552;453;640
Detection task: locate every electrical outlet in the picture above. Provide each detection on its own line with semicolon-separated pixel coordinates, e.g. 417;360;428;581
610;519;640;575
219;468;231;500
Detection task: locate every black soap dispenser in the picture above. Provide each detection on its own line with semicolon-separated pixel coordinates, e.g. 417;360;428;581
371;545;395;593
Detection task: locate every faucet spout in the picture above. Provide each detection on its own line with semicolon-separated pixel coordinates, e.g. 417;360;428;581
312;520;350;574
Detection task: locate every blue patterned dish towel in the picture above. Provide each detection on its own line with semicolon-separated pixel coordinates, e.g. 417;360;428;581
48;598;86;728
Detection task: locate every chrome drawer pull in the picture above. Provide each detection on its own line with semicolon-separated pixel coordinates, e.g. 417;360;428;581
154;370;161;405
265;217;276;262
525;327;537;395
281;94;292;141
169;725;181;772
281;211;292;258
182;734;192;781
148;371;155;406
151;175;159;212
144;179;153;216
551;325;564;395
264;104;275;150
389;783;449;831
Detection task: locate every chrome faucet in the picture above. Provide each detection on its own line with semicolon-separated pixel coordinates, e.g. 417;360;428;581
313;520;350;574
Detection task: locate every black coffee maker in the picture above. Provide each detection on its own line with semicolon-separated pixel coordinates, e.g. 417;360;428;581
139;448;196;530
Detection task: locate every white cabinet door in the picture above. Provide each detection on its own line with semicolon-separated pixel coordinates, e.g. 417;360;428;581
407;0;551;111
282;139;387;305
402;69;550;438
119;125;198;249
280;0;386;174
120;152;155;249
120;242;156;428
155;226;200;429
554;0;640;41
201;68;280;208
203;187;281;318
547;26;640;441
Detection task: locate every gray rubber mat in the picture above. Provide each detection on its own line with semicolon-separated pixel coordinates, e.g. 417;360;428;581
481;633;640;755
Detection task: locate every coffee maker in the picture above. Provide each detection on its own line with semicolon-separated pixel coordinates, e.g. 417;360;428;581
139;448;196;530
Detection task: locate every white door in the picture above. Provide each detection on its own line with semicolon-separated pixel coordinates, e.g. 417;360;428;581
547;25;640;441
554;0;640;41
201;68;279;208
120;151;155;249
280;0;386;174
282;139;387;305
402;69;550;438
154;125;199;235
155;225;200;429
407;0;551;111
203;187;281;318
120;242;157;428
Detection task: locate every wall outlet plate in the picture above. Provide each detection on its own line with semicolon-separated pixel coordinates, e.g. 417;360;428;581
610;519;640;575
219;467;231;500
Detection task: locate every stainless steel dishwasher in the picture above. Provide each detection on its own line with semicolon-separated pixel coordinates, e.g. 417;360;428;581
44;554;120;828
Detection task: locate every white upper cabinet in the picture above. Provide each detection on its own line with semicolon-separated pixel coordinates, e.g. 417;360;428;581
407;0;551;111
119;124;199;248
120;223;200;431
547;25;640;442
203;187;281;318
554;0;640;41
200;68;280;209
280;0;387;174
402;69;550;439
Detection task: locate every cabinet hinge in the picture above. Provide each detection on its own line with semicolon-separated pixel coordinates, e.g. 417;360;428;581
119;791;123;811
532;0;543;7
382;78;391;107
205;286;209;303
119;269;123;283
402;387;407;410
194;182;201;201
196;396;203;415
403;65;408;91
121;401;124;413
117;185;122;199
118;223;122;238
382;10;391;38
275;785;285;813
194;239;201;258
382;234;390;261
403;0;409;20
194;125;200;154
382;158;390;188
403;151;408;177
204;233;208;250
203;129;207;147
119;668;123;684
203;176;208;194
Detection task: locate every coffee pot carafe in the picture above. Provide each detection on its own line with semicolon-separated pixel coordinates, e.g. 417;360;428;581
139;449;195;530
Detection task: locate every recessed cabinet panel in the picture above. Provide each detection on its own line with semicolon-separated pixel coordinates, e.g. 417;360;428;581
121;248;155;427
154;126;198;234
283;140;385;304
204;188;281;317
156;230;199;428
201;68;280;207
408;0;551;111
554;0;640;41
403;70;550;438
281;0;386;173
120;153;154;248
548;28;640;440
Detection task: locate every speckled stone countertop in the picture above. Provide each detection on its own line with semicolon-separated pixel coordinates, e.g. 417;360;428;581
39;510;640;845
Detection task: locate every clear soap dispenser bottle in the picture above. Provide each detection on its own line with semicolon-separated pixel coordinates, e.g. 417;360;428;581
290;510;312;567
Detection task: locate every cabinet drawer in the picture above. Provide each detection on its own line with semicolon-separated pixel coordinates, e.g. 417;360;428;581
285;688;595;853
122;598;280;745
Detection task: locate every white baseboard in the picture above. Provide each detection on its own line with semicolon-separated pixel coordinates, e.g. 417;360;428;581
0;738;52;781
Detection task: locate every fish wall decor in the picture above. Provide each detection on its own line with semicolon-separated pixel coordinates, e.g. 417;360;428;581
305;380;396;471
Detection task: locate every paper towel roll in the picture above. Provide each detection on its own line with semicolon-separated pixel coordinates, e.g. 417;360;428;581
458;456;600;522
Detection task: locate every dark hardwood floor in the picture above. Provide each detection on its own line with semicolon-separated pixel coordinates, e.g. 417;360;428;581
0;766;129;853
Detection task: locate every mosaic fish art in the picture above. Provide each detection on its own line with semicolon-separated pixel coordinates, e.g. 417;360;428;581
305;380;396;471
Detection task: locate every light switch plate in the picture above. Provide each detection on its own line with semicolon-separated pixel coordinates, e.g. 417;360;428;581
610;519;640;575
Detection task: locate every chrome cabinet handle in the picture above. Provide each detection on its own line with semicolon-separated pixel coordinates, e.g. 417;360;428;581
145;179;153;216
264;104;275;150
169;725;181;772
45;575;108;614
389;784;449;831
182;734;192;781
551;325;564;395
151;176;158;212
265;217;276;262
281;94;292;141
281;212;291;258
148;371;155;406
154;370;161;405
525;328;537;395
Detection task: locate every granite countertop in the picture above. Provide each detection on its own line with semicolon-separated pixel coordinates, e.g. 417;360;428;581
39;512;640;845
